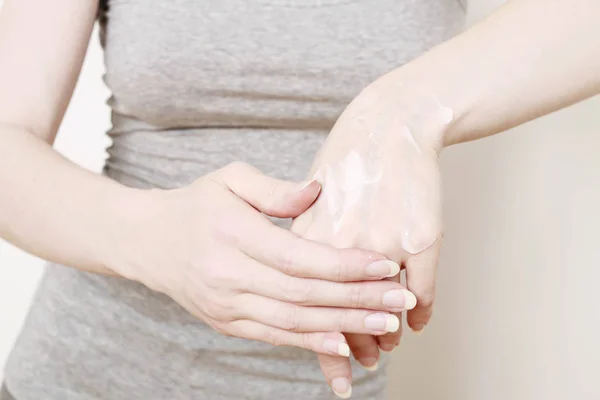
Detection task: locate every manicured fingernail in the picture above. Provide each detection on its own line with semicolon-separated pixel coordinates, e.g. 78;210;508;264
332;377;352;399
412;324;426;335
299;179;318;192
364;313;400;333
382;289;417;310
359;357;379;371
366;260;400;278
324;339;350;357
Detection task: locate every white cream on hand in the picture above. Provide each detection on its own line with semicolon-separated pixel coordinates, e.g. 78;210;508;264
312;90;453;255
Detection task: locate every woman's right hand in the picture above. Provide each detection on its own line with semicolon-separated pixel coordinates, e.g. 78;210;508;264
111;162;412;357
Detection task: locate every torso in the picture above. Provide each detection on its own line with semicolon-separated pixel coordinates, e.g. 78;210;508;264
3;2;465;399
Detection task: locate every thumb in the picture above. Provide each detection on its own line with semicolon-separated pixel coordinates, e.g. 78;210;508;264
214;161;321;218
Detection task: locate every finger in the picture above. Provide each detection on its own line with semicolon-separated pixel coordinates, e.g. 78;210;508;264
347;333;381;371
241;224;401;282
242;255;416;312
236;294;400;334
405;238;442;333
377;311;403;352
226;320;351;357
319;352;353;399
377;273;403;352
214;161;321;218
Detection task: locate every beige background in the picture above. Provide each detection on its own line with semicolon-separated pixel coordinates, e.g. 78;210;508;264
1;1;599;399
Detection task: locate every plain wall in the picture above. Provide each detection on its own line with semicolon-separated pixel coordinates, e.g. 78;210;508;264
388;2;600;399
1;1;599;399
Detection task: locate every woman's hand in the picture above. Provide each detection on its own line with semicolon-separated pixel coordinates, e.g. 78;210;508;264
111;161;410;356
292;77;451;397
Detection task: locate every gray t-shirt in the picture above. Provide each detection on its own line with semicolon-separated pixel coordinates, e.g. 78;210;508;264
2;1;465;399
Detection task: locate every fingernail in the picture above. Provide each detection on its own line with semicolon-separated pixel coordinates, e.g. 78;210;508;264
365;260;400;278
412;324;426;335
332;377;352;399
299;179;318;192
359;357;379;371
380;345;395;353
382;289;417;310
364;313;400;333
323;339;350;357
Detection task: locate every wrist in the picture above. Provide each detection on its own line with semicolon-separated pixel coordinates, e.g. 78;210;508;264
378;35;483;148
96;184;164;279
356;71;458;154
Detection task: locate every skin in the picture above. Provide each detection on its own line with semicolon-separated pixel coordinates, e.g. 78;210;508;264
2;0;600;398
293;0;600;396
292;84;447;397
0;0;413;368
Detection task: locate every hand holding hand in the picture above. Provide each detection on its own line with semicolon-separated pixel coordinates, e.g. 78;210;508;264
113;162;409;357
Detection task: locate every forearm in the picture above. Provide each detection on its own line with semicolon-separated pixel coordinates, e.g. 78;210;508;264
0;124;146;275
381;0;600;146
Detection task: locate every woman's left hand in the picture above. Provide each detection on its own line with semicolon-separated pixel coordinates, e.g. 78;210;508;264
291;75;451;397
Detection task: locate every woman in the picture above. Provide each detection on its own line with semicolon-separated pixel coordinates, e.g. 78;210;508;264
1;0;599;399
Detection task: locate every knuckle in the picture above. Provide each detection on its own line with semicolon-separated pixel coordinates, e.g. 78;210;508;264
274;304;302;332
404;221;440;254
410;232;436;254
282;279;312;305
346;285;364;308
264;327;284;347
299;333;313;351
213;217;243;246
417;292;436;309
333;309;349;331
273;239;299;277
371;235;401;259
207;319;229;335
276;249;294;276
204;266;231;288
332;251;352;281
202;257;238;289
203;298;234;322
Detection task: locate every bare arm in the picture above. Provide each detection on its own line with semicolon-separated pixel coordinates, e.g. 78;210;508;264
0;0;131;274
0;0;414;360
387;0;600;146
303;0;600;394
